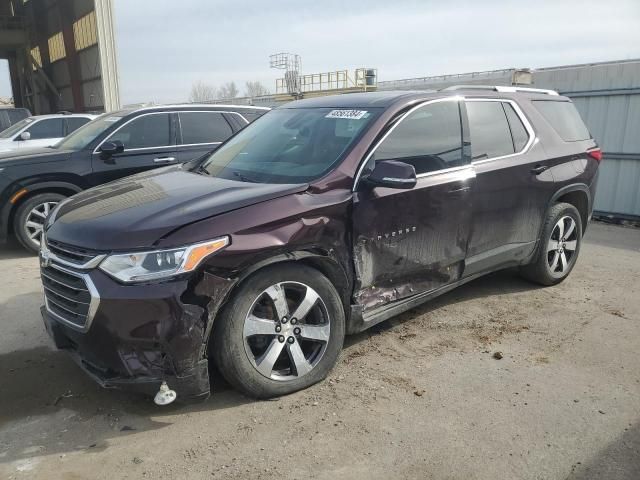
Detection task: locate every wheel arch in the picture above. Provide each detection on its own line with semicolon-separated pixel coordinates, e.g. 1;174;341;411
200;249;353;353
5;181;82;235
550;184;591;235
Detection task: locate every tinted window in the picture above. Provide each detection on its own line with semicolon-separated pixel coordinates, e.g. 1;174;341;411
179;112;232;144
373;101;463;174
25;118;65;139
66;117;91;134
466;101;514;160
533;100;590;141
200;107;379;183
503;104;530;151
108;113;171;149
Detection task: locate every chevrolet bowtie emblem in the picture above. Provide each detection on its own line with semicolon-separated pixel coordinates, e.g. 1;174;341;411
40;249;51;268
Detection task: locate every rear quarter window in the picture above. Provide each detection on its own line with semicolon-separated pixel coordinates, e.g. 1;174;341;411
533;100;590;142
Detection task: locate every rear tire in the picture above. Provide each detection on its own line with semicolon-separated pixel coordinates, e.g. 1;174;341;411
13;193;66;254
212;264;345;398
520;202;582;286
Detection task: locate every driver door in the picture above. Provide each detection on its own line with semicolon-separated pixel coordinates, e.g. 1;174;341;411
352;99;474;314
89;112;177;186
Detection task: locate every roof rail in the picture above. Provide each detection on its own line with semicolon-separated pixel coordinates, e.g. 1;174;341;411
442;85;559;96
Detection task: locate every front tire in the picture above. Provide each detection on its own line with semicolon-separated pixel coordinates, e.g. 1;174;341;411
520;202;582;286
212;264;345;398
13;193;66;254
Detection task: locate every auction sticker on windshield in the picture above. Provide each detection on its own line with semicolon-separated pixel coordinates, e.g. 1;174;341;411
325;110;368;120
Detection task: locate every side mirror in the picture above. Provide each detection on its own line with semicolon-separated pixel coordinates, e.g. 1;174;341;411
99;140;125;157
364;160;417;190
19;131;31;141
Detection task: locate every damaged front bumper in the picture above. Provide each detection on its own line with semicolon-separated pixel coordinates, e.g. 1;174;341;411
40;268;234;402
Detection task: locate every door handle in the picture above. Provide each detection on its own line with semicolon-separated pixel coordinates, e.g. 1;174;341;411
153;157;176;164
530;165;549;175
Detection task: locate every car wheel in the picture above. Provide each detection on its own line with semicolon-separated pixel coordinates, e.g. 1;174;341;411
520;202;582;286
212;263;345;398
13;193;65;254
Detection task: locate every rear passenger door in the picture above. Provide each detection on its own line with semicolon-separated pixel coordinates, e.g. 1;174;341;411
352;99;474;314
174;111;235;162
89;112;176;185
463;98;555;276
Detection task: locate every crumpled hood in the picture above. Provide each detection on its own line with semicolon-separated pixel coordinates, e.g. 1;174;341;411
0;147;71;167
46;165;308;250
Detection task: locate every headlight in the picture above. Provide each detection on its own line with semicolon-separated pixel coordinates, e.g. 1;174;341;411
99;237;229;283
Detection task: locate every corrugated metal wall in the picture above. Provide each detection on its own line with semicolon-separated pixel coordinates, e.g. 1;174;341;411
533;60;640;218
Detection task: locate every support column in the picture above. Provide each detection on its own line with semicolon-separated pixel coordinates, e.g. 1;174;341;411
59;1;84;112
94;0;120;112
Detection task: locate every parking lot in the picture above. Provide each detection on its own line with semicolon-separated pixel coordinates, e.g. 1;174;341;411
0;221;638;480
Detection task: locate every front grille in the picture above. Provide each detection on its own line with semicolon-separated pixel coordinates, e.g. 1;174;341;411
41;264;93;329
46;239;102;267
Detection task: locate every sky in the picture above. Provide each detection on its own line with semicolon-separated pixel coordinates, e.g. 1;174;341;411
1;0;639;105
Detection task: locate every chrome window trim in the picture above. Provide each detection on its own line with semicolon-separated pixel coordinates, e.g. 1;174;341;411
43;263;100;333
416;164;475;179
132;104;270;113
353;96;463;191
465;98;536;165
94;110;247;154
176;110;246;145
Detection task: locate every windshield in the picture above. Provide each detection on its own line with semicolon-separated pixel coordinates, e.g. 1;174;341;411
199;107;380;183
53;113;125;150
0;117;34;139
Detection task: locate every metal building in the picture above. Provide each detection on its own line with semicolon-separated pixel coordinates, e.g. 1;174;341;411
0;0;120;114
378;59;640;220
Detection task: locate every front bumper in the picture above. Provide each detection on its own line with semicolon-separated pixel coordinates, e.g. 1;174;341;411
41;268;212;401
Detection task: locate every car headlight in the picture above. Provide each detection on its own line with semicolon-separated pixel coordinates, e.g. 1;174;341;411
99;237;229;283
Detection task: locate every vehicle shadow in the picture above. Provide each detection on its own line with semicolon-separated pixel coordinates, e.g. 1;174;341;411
0;236;34;261
344;268;544;347
566;421;640;480
0;268;539;465
0;343;252;464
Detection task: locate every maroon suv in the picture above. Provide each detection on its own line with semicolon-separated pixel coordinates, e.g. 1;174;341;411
39;87;600;402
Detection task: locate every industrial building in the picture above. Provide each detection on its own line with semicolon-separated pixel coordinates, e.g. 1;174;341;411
0;0;119;114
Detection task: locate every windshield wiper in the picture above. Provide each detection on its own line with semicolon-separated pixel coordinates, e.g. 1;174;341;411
232;171;260;183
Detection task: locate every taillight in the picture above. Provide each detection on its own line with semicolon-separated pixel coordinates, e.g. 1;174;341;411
587;148;603;162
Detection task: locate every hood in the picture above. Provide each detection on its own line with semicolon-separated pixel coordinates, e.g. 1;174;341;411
0;147;72;167
46;166;308;250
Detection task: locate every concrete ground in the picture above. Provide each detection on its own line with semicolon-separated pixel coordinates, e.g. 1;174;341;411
0;222;638;480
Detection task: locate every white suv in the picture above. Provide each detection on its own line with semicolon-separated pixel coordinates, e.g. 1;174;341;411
0;113;96;152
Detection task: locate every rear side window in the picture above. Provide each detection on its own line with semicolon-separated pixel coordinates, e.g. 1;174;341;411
373;100;464;174
179;112;233;144
503;104;530;151
108;113;171;149
66;117;91;134
466;101;514;160
25;118;65;139
533;100;590;141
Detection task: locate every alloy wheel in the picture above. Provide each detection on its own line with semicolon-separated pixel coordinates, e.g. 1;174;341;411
24;201;58;248
546;215;578;277
243;281;331;381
